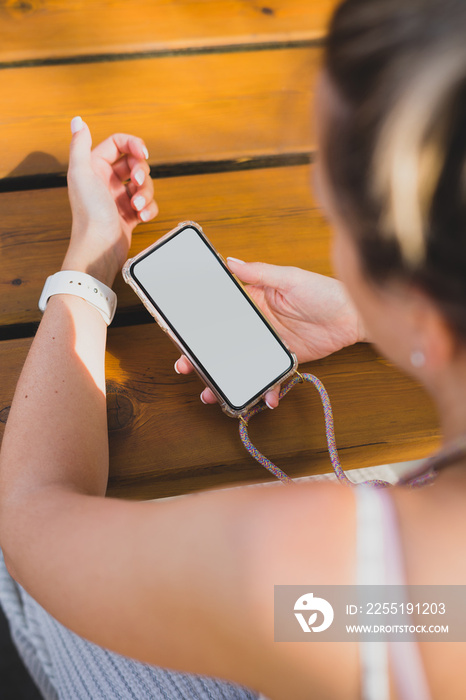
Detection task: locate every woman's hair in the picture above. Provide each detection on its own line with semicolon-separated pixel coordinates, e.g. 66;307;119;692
323;0;466;340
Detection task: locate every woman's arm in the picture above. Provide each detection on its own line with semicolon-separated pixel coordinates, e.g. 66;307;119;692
0;282;355;693
0;120;358;697
0;121;277;689
0;120;155;573
0;120;154;507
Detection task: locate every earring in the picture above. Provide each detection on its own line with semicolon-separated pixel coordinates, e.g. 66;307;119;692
410;350;425;368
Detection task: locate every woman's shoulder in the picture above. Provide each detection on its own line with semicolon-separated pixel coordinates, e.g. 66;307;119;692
245;478;357;586
389;477;466;585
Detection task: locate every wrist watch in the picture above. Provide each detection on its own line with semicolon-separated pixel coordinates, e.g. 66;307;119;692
38;270;117;325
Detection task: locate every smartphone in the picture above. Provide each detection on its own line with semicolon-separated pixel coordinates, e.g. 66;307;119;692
122;222;297;417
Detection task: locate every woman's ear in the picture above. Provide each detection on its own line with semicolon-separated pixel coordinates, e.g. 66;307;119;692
410;289;457;371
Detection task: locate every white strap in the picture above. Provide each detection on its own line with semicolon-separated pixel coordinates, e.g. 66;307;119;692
375;491;432;700
38;271;117;325
356;485;390;700
356;486;432;700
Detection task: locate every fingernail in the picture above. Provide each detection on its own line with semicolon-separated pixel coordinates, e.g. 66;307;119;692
142;146;149;159
265;399;275;410
134;169;145;186
174;360;181;374
140;209;151;222
227;256;246;265
200;392;207;404
71;116;84;134
133;195;145;211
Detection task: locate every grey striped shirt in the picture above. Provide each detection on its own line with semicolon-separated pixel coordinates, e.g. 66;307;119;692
0;549;262;700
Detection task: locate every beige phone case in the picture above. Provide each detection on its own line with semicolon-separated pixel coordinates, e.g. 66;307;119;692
122;221;298;417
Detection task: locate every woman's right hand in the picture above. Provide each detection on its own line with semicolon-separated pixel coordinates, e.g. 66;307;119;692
175;258;368;407
62;118;157;288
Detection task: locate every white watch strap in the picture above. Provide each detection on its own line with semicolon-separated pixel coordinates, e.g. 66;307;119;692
38;271;117;325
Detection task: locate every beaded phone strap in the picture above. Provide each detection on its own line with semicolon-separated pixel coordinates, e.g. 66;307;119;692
239;371;438;489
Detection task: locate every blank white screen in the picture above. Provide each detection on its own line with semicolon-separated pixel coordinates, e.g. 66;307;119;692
132;227;293;408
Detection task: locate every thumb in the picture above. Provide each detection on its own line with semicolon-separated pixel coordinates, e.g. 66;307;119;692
226;258;291;291
69;116;92;171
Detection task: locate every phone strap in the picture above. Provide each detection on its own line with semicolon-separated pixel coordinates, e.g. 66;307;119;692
238;371;437;488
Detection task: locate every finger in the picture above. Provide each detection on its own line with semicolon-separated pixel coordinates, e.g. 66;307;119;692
178;357;279;407
174;355;194;374
174;358;218;404
121;179;157;223
112;155;150;185
115;186;138;224
125;180;137;198
200;388;217;404
92;133;149;167
264;386;280;409
131;185;156;216
138;200;158;223
130;160;151;188
126;169;154;200
69;116;92;172
226;258;292;291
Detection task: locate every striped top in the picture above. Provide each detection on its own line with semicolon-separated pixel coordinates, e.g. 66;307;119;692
0;549;263;700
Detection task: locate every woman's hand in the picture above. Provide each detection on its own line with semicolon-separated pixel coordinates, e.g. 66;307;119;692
61;116;158;287
175;258;368;407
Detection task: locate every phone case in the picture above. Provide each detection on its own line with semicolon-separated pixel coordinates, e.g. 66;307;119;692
122;221;298;417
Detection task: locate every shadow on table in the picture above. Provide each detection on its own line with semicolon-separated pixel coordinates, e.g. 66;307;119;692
7;152;67;178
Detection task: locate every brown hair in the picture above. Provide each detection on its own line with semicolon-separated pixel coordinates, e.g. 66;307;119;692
323;0;466;339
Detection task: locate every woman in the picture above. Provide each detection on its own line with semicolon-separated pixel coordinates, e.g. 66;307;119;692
1;0;465;697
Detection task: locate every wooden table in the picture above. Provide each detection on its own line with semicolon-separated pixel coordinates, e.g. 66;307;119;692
0;1;440;499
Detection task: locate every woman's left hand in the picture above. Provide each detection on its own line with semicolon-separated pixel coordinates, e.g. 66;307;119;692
62;116;158;287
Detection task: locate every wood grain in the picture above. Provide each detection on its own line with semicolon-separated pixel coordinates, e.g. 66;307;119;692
0;0;440;501
0;47;319;180
0;1;337;63
0;164;331;327
0;327;440;500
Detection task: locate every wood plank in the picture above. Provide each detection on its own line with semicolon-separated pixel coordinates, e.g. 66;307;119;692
0;48;319;179
0;164;331;327
0;329;440;500
0;1;337;63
